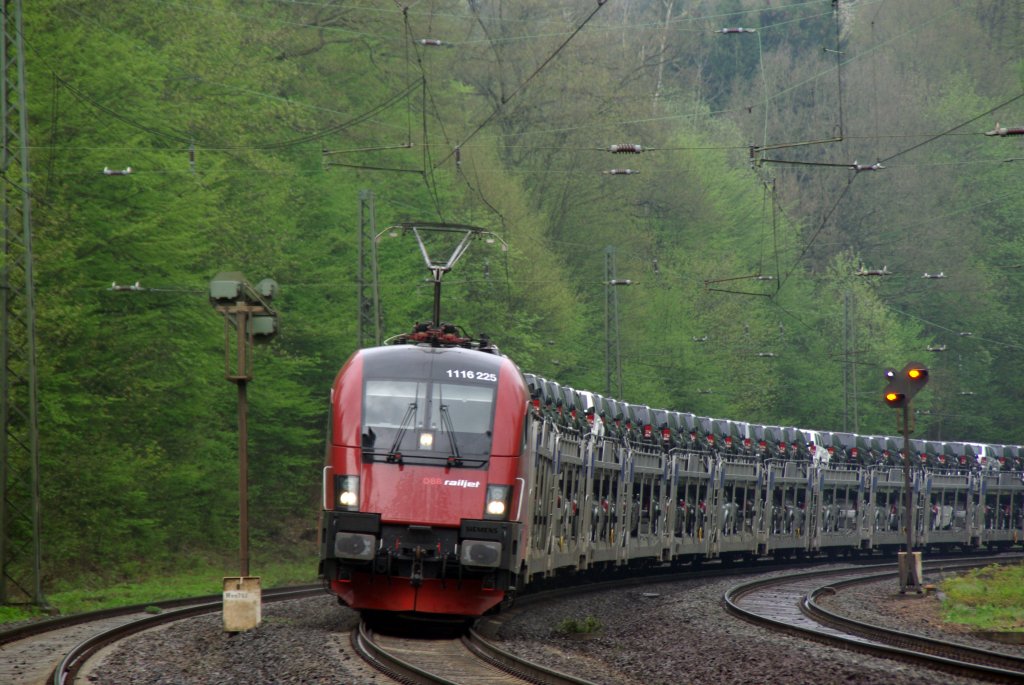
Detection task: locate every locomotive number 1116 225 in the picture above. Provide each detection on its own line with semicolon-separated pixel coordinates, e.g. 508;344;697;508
446;369;497;382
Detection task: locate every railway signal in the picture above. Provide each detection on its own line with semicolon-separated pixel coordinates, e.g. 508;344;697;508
209;272;279;631
882;361;929;593
883;362;928;409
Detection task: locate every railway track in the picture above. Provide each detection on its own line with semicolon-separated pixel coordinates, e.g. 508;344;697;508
347;554;952;685
352;620;597;685
0;556;831;685
4;553;1019;684
724;556;1024;683
0;584;322;685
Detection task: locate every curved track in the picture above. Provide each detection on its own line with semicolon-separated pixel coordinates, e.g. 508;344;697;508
724;556;1024;683
0;585;321;685
352;621;596;685
347;555;913;685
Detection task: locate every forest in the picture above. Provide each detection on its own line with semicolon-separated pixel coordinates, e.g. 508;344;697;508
6;0;1024;588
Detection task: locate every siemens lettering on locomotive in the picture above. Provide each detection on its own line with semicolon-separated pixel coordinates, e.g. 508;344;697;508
319;326;1024;619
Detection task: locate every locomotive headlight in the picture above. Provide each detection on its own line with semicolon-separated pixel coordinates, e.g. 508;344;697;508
419;432;434;449
335;475;359;511
484;484;512;520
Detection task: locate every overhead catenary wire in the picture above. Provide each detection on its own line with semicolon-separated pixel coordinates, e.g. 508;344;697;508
755;89;1024;300
44;0;987;165
878;91;1024;165
29;2;1024;376
41;0;966;163
23;4;424;155
432;0;610;170
259;0;830;30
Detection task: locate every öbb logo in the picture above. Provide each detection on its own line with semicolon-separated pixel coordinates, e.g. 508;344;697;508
423;477;480;488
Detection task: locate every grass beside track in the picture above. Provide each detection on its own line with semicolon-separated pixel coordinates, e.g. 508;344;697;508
941;563;1024;632
0;558;318;625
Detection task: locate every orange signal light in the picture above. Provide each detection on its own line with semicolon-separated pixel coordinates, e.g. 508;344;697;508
881;361;928;409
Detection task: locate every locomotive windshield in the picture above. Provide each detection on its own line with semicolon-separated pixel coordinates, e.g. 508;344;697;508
362;378;496;464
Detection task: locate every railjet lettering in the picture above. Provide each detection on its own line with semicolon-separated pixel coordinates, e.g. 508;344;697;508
445;479;480;488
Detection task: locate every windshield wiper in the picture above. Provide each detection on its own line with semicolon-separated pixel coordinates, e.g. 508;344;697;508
439;404;462;466
386;402;417;463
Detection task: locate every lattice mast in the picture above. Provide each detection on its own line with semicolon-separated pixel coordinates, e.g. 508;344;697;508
0;0;44;606
357;190;382;348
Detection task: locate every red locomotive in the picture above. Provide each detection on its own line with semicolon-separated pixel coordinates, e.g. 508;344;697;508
319;221;1024;622
319;325;529;617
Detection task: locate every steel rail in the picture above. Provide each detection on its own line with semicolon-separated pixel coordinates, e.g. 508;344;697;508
724;556;1024;683
50;585;322;685
464;627;596;685
352;620;599;685
804;574;1024;678
0;583;320;646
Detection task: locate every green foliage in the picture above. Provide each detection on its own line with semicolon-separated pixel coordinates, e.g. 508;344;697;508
0;558;316;624
15;0;1023;591
555;615;602;635
0;605;46;623
941;564;1024;631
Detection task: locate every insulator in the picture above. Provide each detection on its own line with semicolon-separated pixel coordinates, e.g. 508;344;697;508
985;123;1024;137
103;166;133;176
851;161;884;171
419;38;444;46
719;27;756;34
603;168;639;175
608;144;643;153
110;281;143;292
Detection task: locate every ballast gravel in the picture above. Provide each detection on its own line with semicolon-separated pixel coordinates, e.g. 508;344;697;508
86;565;1016;684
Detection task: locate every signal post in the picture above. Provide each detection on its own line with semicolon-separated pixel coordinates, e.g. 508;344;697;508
209;273;278;631
882;362;929;593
